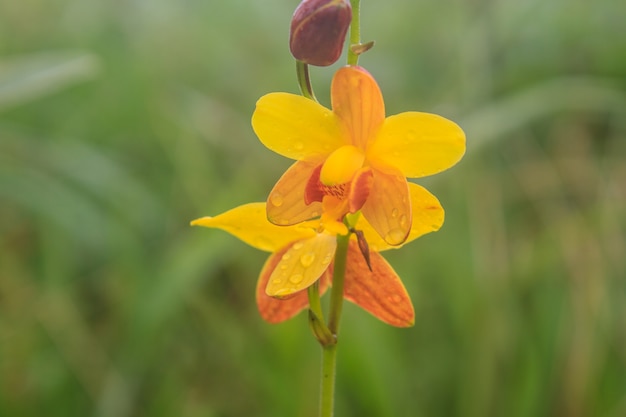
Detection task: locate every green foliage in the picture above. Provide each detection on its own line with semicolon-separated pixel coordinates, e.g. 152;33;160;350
1;0;625;416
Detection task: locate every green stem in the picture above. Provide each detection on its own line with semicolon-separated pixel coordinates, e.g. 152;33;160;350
327;232;350;334
308;280;326;324
320;344;339;417
319;231;351;417
308;281;335;346
296;60;317;101
347;0;361;66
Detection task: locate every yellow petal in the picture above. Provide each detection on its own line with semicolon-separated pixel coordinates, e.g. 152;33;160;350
343;242;415;327
256;247;331;324
360;167;411;246
266;233;336;297
191;203;316;252
267;160;324;226
331;66;385;149
357;182;445;252
368;112;466;178
252;92;346;160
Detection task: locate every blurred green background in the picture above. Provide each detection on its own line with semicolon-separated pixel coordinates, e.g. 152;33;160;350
1;0;625;416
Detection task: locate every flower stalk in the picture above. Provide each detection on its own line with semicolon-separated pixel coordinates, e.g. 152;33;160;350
308;281;335;346
296;60;317;101
347;0;361;66
316;0;363;409
318;229;351;417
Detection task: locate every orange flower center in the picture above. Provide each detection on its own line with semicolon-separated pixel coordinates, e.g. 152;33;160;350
305;156;374;230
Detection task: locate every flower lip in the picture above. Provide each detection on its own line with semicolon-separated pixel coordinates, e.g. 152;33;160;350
319;144;365;186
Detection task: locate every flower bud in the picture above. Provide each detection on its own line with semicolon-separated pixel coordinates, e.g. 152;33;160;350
289;0;352;66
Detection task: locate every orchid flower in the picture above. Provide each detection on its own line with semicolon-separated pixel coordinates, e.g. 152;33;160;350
251;65;465;245
191;181;443;327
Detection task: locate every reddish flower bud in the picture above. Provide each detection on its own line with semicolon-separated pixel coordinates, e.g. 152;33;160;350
289;0;352;67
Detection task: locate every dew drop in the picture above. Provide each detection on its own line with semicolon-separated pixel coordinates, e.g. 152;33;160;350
300;252;316;267
292;242;304;250
278;219;289;225
390;294;403;303
280;264;288;270
272;278;282;285
281;253;291;261
385;228;406;244
289;274;304;284
270;193;284;207
273;288;290;297
391;208;399;218
321;255;332;265
399;214;408;227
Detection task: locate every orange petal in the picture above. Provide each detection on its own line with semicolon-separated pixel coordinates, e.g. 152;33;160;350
343;242;414;327
331;66;385;149
357;182;445;252
266;233;337;297
257;247;332;323
268;160;324;226
252;92;346;160
368;111;466;178
360;167;411;246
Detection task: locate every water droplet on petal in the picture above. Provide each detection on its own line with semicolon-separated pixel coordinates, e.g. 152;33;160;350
399;214;408;227
289;274;304;284
273;288;290;297
292;242;304;250
281;253;291;261
300;252;316;267
385;228;406;244
272;278;282;284
391;208;399;218
280;264;288;270
390;294;402;303
321;255;332;265
270;193;284;207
